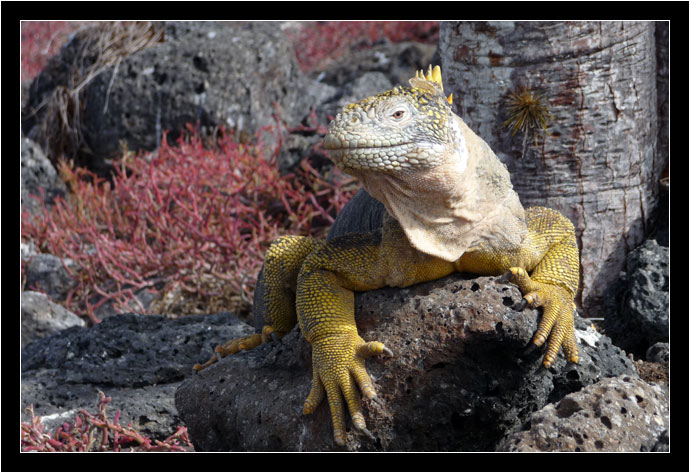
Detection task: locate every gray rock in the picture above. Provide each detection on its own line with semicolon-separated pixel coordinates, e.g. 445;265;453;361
652;429;669;452
23;253;77;302
79;22;322;170
275;131;325;174
21;312;253;441
176;272;636;451
22;22;328;174
20;137;67;214
316;41;438;89
337;72;394;106
21;291;85;347
21;79;31;112
21;241;39;261
646;342;669;364
498;375;669;452
92;286;159;321
22;31;90;139
604;239;669;357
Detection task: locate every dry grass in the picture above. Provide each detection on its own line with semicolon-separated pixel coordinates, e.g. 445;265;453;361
25;21;165;165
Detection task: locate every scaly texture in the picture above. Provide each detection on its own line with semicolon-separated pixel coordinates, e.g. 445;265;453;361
196;65;581;447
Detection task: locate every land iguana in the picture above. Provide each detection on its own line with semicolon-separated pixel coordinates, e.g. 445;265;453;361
194;65;581;446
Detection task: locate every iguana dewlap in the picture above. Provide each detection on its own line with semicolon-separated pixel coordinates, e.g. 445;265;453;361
195;65;581;447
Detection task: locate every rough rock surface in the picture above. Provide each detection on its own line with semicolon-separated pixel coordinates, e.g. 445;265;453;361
604;239;669;357
21;312;253;441
646;342;669;364
315;41;438;90
634;342;669;401
498;375;669;452
22;253;77;302
20;137;67;214
81;22;331;166
21;291;85;347
175;273;636;451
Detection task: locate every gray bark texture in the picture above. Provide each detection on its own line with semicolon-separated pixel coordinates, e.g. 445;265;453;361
439;21;665;317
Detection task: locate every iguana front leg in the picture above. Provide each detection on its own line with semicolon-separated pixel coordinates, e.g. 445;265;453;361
508;207;580;366
296;220;456;445
456;206;580;367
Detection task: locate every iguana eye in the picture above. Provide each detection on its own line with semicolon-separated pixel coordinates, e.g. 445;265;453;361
391;109;406;120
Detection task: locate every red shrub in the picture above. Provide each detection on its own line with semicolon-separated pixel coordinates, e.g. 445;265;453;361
21;124;356;322
285;21;440;72
21;21;94;81
21;391;193;452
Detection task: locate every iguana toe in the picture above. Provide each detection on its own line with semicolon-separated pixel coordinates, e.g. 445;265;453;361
356;341;394;359
303;365;326;414
506;267;579;368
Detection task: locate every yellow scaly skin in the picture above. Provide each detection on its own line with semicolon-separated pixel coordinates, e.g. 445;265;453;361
195;66;581;447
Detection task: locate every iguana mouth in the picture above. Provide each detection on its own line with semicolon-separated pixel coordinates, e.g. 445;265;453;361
324;144;412;152
323;136;413;152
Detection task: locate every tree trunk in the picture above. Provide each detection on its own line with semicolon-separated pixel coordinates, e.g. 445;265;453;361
439;21;664;317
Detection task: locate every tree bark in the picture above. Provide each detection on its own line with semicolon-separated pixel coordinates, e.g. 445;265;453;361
439;21;663;316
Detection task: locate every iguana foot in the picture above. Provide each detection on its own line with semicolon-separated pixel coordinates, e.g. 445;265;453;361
193;325;284;371
302;333;392;446
505;267;579;368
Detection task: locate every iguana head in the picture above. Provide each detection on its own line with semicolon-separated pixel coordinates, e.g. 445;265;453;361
324;65;526;261
324;65;456;174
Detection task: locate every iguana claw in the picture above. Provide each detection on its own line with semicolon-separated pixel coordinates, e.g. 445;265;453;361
356;425;376;441
514;297;528;311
